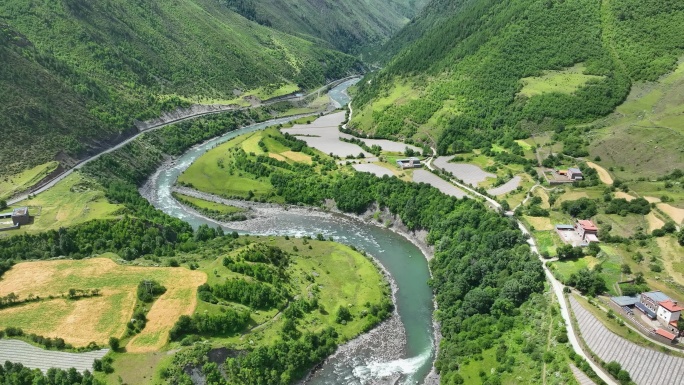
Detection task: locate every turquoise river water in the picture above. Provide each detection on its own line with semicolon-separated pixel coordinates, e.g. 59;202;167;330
142;79;435;384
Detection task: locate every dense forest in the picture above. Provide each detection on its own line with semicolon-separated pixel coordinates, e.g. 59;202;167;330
208;133;547;383
222;0;429;53
0;0;360;176
351;0;684;154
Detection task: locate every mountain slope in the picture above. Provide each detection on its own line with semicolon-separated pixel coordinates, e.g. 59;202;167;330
351;0;684;159
0;0;361;177
222;0;429;53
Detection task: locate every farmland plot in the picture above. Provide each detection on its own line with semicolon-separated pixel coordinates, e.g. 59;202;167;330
0;339;108;373
0;258;206;349
570;296;684;385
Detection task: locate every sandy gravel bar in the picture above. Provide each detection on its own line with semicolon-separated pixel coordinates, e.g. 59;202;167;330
586;162;613;185
570;296;684;385
432;156;495;186
412;170;468;198
487;176;521;196
283;112;372;158
353;163;395;178
0;339;108;373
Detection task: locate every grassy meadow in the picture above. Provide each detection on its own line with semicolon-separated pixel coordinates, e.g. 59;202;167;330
0;161;59;201
518;63;604;98
3;172;122;234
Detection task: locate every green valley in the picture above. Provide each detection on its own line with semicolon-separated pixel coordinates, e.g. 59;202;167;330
2;0;684;384
0;0;360;178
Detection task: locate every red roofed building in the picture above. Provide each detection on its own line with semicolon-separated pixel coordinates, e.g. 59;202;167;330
657;300;684;334
655;328;677;342
575;219;599;242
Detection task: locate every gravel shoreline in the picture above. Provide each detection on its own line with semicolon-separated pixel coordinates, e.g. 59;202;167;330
163;186;441;385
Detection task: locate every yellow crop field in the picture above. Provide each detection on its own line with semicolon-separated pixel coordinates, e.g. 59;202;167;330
281;151;312;163
658;203;684;224
586;162;613;185
0;257;205;350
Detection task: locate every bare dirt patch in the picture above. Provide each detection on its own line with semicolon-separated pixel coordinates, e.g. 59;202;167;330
586;162;613;185
657;203;684;224
646;212;665;232
0;258;206;348
614;191;635;201
644;196;662;203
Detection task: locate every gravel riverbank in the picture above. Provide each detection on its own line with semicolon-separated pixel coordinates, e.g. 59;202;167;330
155;186;440;384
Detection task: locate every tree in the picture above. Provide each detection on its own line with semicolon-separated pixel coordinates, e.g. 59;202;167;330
621;264;631;274
108;336;120;351
0;200;6;210
336;306;352;324
557;244;583;259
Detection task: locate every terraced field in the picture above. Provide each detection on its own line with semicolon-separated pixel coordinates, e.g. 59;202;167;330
0;339;108;373
432;156;495;186
487;176;522;196
412;170;468;198
570;296;684;385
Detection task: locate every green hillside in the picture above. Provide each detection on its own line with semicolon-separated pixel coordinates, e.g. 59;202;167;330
0;0;361;177
221;0;429;53
351;0;684;163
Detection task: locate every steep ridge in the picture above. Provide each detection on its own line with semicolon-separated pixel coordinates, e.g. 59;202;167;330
222;0;429;53
249;0;429;53
0;0;362;176
351;0;684;156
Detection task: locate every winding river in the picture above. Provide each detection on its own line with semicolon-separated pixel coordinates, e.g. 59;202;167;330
142;79;435;385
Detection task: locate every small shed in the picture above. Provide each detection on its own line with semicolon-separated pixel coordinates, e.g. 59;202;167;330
396;158;422;169
11;207;29;226
656;328;677;342
568;168;583;180
611;296;640;308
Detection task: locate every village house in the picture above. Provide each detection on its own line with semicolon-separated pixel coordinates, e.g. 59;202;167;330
640;291;671;313
575;219;599;243
657;300;683;333
396;157;422;169
568;167;583;180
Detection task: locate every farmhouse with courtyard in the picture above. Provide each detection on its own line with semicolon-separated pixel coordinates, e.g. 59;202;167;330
575;219;599;243
396;157;422;169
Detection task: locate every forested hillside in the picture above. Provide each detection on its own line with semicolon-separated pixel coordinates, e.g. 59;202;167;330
231;0;429;53
351;0;684;156
0;0;362;177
